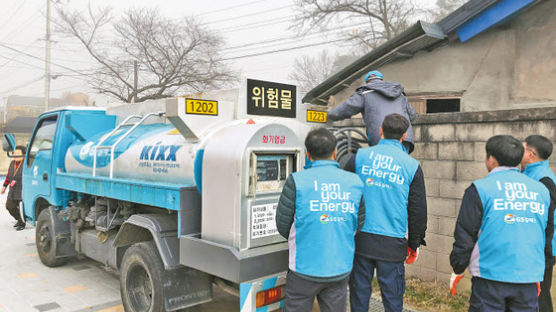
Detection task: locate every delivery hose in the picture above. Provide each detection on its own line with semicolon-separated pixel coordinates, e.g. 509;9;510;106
330;127;369;168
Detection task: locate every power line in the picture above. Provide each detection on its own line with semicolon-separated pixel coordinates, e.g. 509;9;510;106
197;0;272;16
222;38;345;61
218;16;292;33
0;53;45;71
222;22;368;52
0;10;43;43
0;42;91;77
0;75;44;95
201;5;294;26
0;0;28;31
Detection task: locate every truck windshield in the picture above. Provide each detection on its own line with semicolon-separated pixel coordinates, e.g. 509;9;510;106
27;116;58;167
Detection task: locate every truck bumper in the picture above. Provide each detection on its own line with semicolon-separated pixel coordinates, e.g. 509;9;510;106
179;233;288;284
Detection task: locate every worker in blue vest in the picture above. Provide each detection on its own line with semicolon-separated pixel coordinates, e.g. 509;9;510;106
450;135;551;311
521;135;556;312
350;113;427;312
275;127;365;312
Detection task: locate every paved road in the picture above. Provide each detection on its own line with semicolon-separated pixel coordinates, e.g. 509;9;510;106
0;194;398;312
0;196;238;312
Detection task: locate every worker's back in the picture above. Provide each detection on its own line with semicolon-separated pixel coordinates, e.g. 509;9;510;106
328;79;416;153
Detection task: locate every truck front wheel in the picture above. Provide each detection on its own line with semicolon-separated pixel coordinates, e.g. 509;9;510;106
36;208;67;267
120;241;165;312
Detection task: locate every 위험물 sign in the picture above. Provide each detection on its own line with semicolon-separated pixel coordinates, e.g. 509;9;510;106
247;79;296;118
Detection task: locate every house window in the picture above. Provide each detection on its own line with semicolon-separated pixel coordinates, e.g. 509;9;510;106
426;98;461;113
407;93;462;114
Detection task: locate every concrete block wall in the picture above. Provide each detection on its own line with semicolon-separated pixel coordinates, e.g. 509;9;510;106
335;107;556;293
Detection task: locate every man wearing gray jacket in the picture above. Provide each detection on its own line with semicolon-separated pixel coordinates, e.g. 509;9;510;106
327;70;417;154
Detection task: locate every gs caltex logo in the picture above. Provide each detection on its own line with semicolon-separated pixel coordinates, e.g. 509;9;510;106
366;178;374;186
504;214;515;224
320;215;329;224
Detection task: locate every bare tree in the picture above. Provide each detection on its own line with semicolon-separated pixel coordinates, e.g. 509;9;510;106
289;50;358;92
292;0;417;51
56;6;234;103
431;0;467;21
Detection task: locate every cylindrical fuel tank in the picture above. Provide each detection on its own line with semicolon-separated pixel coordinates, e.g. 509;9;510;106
65;123;201;185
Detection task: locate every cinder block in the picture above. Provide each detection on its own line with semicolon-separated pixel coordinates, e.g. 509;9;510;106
421;124;455;142
457;161;487;181
413;126;422;142
422;160;456;180
439;180;472;199
438;142;474;161
436;271;451;282
422;233;455;254
421;143;438;160
405;263;421;278
419;267;439;282
415;249;437;270
474;142;486;161
428;197;457;217
437;216;456;237
494;121;555;141
427;216;439;234
412;143;424;159
436;252;453;274
455;123;494;142
425;178;439;197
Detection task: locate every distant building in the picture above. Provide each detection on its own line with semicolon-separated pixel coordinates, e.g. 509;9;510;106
3;93;91;125
303;0;556;114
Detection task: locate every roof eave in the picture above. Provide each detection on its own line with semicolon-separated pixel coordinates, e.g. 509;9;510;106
303;21;446;105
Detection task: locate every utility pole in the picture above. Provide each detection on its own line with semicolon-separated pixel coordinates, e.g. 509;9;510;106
44;0;51;111
132;60;138;104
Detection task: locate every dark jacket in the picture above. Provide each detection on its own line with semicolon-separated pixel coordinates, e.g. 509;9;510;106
450;183;556;275
355;165;427;262
540;177;556;266
327;80;417;153
3;160;23;201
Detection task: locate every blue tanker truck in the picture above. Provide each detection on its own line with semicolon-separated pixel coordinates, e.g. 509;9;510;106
3;84;319;312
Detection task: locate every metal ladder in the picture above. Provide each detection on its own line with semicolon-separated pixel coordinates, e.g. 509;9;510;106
92;112;164;178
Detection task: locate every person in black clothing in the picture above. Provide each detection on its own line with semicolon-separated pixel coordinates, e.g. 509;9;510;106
2;146;26;231
521;135;556;312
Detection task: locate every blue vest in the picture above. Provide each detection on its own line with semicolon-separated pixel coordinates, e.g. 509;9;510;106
355;139;419;238
471;168;550;283
290;160;363;277
522;160;556;256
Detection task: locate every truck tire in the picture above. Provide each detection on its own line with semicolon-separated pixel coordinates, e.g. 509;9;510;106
36;208;67;267
120;241;166;312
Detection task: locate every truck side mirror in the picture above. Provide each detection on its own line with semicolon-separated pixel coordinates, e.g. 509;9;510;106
2;133;16;156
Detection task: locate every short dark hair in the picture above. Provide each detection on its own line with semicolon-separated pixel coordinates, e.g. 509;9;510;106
382;114;409;140
485;135;524;167
525;135;553;160
305;127;337;160
15;145;26;155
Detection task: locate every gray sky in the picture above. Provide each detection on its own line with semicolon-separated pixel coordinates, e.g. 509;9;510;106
0;0;438;105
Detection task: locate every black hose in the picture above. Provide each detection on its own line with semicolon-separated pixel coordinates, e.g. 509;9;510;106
328;127;369;168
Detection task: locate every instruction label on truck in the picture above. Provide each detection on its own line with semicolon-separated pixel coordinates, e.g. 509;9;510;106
251;203;279;239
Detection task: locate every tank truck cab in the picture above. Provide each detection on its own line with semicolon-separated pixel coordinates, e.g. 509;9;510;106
14;79;328;312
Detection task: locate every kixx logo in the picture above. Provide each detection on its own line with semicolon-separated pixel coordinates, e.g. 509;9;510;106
140;141;181;162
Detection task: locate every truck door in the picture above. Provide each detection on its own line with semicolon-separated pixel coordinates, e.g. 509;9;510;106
22;114;58;219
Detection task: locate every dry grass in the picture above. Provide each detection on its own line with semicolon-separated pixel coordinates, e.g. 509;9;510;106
404;278;470;311
371;277;470;312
